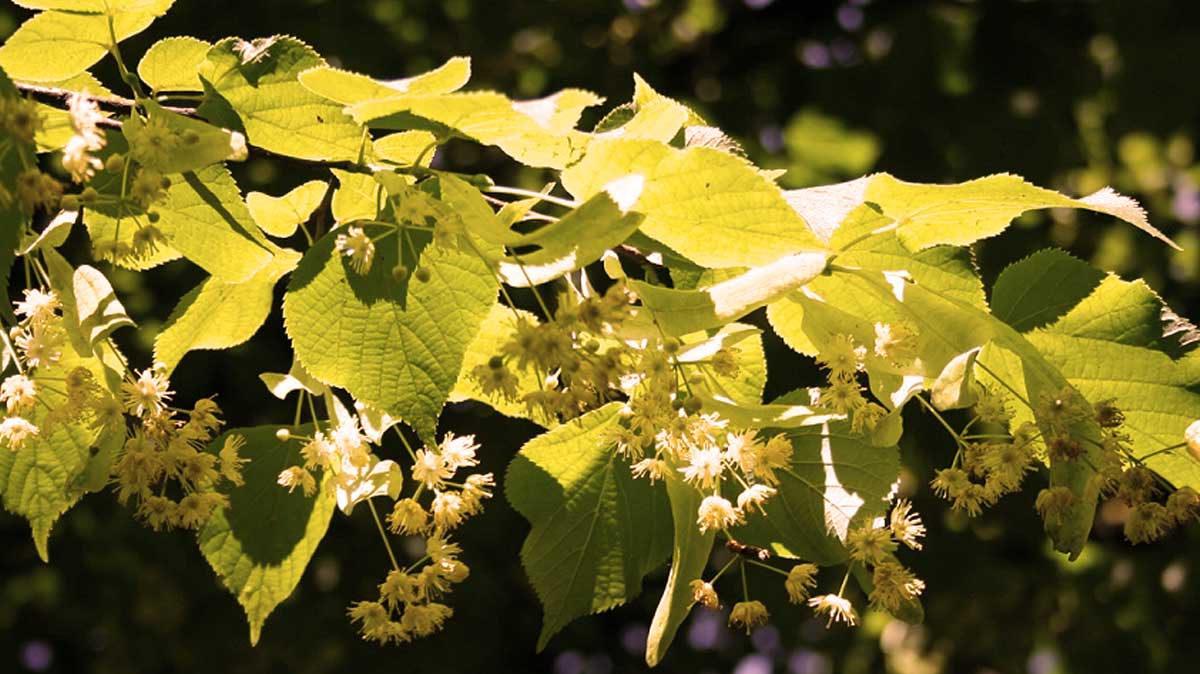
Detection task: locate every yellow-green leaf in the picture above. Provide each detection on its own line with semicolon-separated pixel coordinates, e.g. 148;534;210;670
562;139;825;268
246;180;327;238
137;36;210;92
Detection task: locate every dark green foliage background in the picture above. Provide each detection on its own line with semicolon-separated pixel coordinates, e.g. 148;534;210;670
3;1;1200;673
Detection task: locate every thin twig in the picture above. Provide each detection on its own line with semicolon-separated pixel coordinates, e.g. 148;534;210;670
16;81;192;115
17;81;373;174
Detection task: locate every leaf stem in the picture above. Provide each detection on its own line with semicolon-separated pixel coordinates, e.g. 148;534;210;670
914;393;967;449
484;185;579;209
366;498;402;573
745;558;788;577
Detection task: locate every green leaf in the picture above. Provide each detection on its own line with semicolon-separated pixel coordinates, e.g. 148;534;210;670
630;252;828;336
0;346;112;561
11;0;173;11
644;476;713;667
1024;275;1200;490
297;56;471;104
449;303;552;426
82;162;272;280
729;421;900;564
137;36;210;92
198;424;335;645
863;173;1178;251
72;264;135;345
990;249;1105;332
678;324;767;406
197;36;366;162
125;100;246;174
631;73;706;127
0;2;174;82
348;89;602;169
246;180;327;238
768;203;985;358
506;404;672;651
562;139;825;268
330;168;382;225
283;231;497;440
499;188;644;287
930;347;981;410
158;165;275;281
20;210;74;256
608;98;688;144
373;130;438;166
156;248;300;371
1039;274;1165;348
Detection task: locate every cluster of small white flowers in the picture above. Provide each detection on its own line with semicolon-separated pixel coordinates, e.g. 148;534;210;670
334;225;375;275
1;289;71;451
62;90;106;183
120;364;173;419
329;429;496;645
395;432;491;533
279;414;375;497
617;406;792;534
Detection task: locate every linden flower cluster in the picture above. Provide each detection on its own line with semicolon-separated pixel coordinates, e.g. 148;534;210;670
812;332;896;435
1030;389;1200;545
111;364;248;531
617;409;794;534
333;185;466;279
471;284;649;420
845;502;927;616
84;160;173;264
475;281;783;534
929;385;1064;518
62;90;106;183
343;433;493;644
276;413;381;499
0;91;63;214
1;289;67;451
926;381;1200;544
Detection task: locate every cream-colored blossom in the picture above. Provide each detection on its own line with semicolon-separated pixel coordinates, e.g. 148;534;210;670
0;416;39;450
808;593;858;627
431;489;467;530
689;579;719;608
13;289;60;326
0;375;37;414
388;497;429;535
696;495;741;533
439;432;480;471
412;449;451;489
785;563;819;604
401;602;452;637
335;226;375;274
277;466;317;496
329;417;369;468
679;446;724;489
728;600;769;634
736;484;776;515
121;365;173;417
13;325;64;370
889;499;926;550
301;433;337;470
631;457;670;483
62;90;106;183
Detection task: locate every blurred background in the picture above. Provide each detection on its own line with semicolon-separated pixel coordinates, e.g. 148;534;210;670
3;0;1200;672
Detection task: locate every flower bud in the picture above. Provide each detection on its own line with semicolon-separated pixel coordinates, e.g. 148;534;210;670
104;153;126;174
